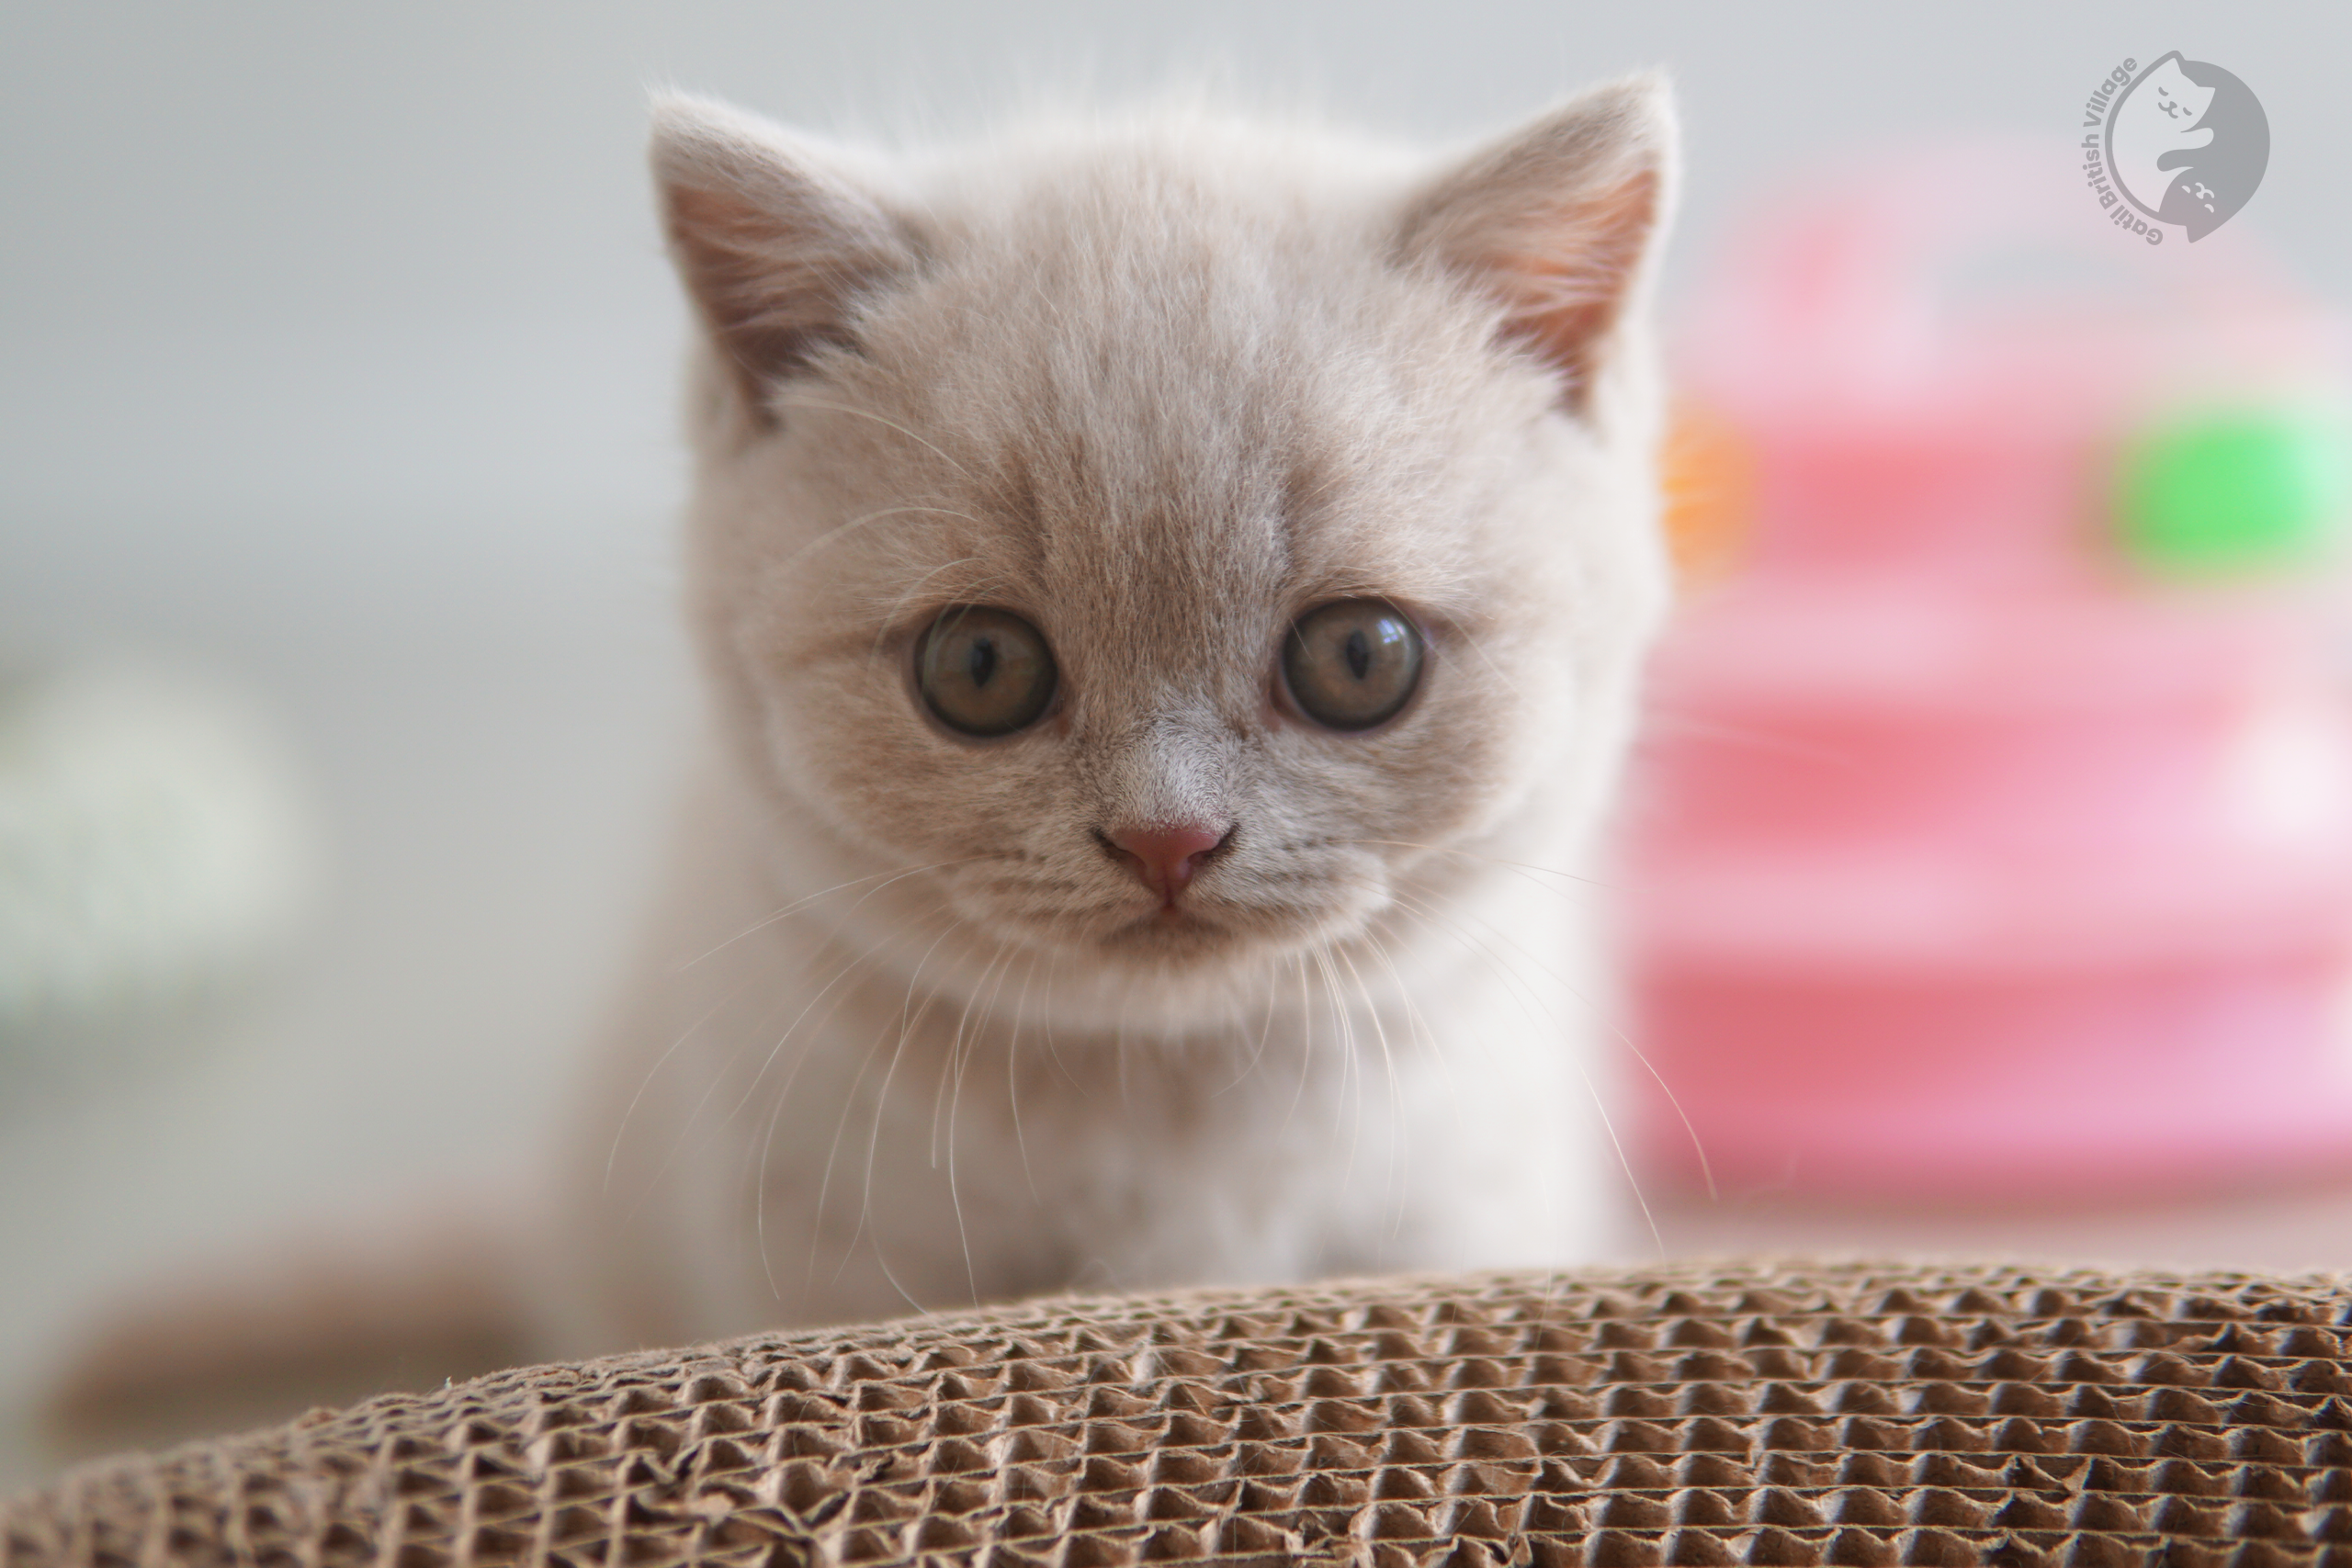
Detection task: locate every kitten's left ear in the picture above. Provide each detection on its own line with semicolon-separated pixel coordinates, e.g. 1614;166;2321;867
650;94;922;427
1397;76;1678;416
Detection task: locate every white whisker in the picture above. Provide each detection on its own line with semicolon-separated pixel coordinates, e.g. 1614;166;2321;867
685;857;988;969
1279;950;1317;1138
865;558;1000;662
931;939;1014;1167
1397;880;1715;1205
604;978;753;1196
1330;942;1407;1243
1340;837;1611;895
1211;961;1284;1097
751;931;917;1302
808;916;963;1292
1306;943;1362;1182
941;938;1019;1310
1384;887;1669;1258
1006;950;1046;1203
770;501;989;582
776;392;977;481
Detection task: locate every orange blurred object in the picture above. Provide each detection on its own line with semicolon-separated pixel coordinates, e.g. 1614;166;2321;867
1658;400;1756;583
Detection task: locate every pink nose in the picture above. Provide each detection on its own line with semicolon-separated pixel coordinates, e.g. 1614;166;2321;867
1104;823;1229;906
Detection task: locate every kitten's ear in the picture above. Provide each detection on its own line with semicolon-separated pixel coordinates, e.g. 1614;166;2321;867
1397;77;1677;416
650;95;920;423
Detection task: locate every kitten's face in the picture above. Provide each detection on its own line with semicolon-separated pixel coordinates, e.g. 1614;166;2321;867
663;100;1673;1011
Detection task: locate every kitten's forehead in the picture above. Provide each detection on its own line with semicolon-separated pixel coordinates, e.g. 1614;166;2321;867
828;137;1538;629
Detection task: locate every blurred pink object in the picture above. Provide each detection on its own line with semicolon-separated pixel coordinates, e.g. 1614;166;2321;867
1624;143;2352;1201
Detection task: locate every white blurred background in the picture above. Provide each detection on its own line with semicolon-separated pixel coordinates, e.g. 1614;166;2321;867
6;0;2352;1488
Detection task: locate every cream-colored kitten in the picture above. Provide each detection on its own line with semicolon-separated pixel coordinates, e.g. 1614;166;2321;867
552;81;1676;1352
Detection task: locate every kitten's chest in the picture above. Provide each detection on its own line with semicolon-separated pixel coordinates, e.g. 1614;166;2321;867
727;977;1579;1301
650;778;1600;1317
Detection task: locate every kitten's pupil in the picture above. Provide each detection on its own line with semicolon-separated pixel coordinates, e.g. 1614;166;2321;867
968;638;997;689
1344;630;1370;682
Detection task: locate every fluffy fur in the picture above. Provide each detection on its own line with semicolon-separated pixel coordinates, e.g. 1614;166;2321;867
550;83;1678;1351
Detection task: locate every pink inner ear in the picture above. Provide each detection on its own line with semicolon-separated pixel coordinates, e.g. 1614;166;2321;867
664;181;857;413
655;130;913;425
1490;166;1660;413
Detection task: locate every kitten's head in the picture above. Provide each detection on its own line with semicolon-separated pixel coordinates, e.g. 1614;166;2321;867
653;86;1675;1020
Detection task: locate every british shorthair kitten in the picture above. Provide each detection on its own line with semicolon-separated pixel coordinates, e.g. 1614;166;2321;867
549;76;1678;1352
38;80;1678;1459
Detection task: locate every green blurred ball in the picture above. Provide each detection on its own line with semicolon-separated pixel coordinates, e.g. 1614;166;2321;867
2116;406;2352;576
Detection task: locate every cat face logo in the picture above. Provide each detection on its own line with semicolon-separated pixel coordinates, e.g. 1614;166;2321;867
2102;52;2269;240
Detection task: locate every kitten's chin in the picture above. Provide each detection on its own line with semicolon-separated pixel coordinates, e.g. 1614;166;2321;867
1041;897;1378;987
1021;917;1341;1037
1093;905;1281;966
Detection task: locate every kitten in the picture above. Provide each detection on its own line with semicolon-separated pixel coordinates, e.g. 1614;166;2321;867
547;79;1679;1353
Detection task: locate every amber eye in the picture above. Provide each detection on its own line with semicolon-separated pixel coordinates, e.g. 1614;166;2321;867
917;606;1057;737
1283;600;1424;731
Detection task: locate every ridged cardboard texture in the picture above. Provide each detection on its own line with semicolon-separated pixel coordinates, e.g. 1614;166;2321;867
10;1260;2352;1566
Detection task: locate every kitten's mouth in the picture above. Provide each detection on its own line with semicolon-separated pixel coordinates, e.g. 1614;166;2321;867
1080;897;1304;968
1090;894;1354;968
1108;903;1225;946
961;860;1384;970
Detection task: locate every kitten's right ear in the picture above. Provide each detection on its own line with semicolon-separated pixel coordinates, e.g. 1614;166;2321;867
650;96;919;424
1396;77;1677;419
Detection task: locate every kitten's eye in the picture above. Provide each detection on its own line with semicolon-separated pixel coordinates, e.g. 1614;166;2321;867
917;606;1057;737
1283;599;1424;731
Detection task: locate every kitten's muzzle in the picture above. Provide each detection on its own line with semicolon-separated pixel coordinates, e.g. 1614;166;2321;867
1096;822;1234;908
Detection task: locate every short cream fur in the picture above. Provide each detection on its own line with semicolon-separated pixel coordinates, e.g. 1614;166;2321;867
553;82;1678;1348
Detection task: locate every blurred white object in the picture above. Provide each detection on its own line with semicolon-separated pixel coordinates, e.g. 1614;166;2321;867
0;661;319;1054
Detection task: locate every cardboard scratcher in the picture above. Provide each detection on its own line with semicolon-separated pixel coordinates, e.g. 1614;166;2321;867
9;1261;2352;1567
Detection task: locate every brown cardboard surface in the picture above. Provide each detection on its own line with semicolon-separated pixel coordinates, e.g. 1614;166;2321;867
8;1260;2352;1566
